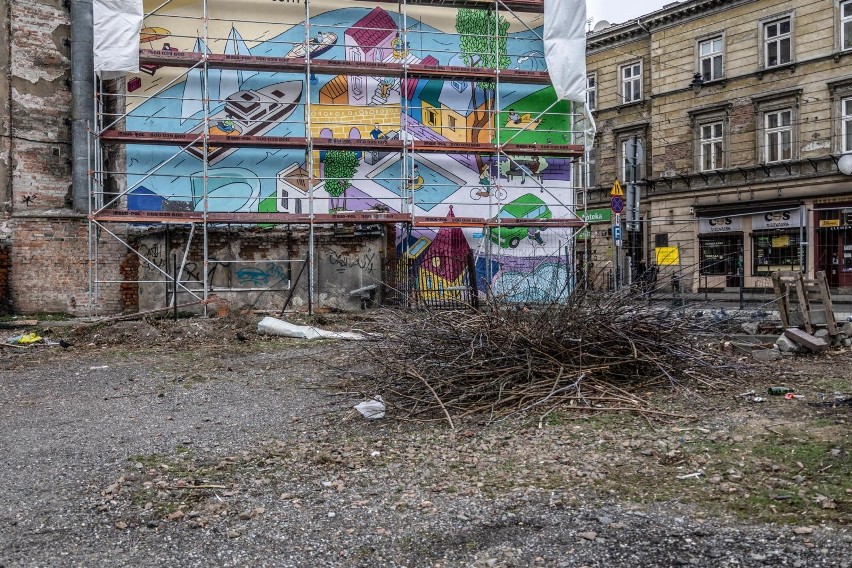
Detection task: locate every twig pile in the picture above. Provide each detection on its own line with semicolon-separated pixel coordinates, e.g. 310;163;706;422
343;291;741;427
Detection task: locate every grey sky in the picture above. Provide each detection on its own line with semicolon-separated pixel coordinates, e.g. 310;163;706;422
586;0;670;28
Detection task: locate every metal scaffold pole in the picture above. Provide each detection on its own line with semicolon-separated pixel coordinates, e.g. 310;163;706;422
202;0;210;316
306;0;315;315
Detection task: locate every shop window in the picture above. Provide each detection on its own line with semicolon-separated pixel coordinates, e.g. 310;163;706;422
700;235;742;275
753;231;801;275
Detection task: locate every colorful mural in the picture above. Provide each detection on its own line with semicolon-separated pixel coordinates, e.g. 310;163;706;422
127;0;578;301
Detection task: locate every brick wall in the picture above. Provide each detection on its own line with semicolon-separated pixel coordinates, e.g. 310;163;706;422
0;0;126;315
0;238;10;315
132;225;387;313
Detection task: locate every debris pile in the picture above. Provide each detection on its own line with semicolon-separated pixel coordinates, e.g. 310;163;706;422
344;293;741;426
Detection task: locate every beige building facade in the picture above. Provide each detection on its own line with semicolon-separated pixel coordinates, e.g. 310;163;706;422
583;0;852;293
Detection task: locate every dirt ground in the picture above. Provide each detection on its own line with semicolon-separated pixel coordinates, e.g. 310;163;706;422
0;312;849;567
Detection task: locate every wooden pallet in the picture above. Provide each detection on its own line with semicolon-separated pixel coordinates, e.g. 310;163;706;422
771;271;838;336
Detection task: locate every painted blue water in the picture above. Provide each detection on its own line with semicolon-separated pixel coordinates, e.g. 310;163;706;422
372;161;457;212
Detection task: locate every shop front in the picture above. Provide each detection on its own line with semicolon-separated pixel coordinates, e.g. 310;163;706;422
575;207;612;289
815;206;852;290
697;215;743;289
750;208;805;279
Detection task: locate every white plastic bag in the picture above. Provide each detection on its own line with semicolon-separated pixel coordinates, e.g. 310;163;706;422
354;396;385;420
257;317;365;340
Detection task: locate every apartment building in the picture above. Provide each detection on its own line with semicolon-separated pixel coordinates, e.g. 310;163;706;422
583;0;852;293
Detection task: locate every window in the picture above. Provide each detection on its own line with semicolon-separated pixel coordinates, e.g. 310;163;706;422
586;74;597;111
426;109;438;126
587;147;596;187
764;17;792;67
574;147;596;187
700;122;723;171
620;62;642;103
447;115;456;131
619;137;643;182
700;235;743;275
844;97;852;152
764;109;793;162
754;90;799;162
753;231;801;275
842;0;852;51
451;79;465;92
699;37;723;81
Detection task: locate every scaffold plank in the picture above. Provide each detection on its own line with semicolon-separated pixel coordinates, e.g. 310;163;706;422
98;130;584;157
356;0;545;13
90;209;584;228
138;50;551;84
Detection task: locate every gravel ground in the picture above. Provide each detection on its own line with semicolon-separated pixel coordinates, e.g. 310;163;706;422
0;316;849;567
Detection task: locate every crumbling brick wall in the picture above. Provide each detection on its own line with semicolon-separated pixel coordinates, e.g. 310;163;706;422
132;225;388;313
0;238;10;315
0;0;125;315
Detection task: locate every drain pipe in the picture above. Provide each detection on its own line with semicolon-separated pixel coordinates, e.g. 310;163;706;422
70;0;94;213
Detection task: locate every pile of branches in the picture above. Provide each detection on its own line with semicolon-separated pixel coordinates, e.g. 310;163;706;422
343;291;741;427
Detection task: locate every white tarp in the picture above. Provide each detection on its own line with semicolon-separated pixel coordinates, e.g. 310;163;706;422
543;0;588;104
93;0;143;74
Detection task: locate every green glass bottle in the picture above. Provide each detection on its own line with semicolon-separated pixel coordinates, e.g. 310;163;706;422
767;386;794;395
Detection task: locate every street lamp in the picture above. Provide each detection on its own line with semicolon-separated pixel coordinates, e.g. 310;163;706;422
838;153;852;176
689;73;704;94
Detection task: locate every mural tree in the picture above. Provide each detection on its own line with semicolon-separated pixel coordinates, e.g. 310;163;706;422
323;150;359;211
456;9;510;153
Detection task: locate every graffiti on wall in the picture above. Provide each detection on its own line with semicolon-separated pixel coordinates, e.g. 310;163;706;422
128;0;578;301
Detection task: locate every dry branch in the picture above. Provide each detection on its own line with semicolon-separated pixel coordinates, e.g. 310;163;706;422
339;290;741;427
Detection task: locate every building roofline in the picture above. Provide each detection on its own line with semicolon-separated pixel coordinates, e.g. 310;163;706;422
587;0;757;52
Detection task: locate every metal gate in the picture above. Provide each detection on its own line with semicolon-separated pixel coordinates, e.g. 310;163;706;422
404;250;479;309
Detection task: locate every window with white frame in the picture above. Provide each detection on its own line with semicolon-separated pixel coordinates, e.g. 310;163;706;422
699;36;723;81
764;17;792;67
586;74;597;111
620;137;643;182
700;122;724;171
843;97;852;152
843;0;852;51
621;62;642;103
764;109;793;162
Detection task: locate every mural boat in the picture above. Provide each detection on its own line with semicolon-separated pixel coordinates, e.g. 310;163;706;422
285;32;337;58
187;80;303;164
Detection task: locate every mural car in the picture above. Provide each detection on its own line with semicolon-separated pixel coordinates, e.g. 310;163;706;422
488;193;552;249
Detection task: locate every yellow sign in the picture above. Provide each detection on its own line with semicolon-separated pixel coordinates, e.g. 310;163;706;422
611;179;624;197
820;219;840;228
772;235;790;247
655;246;680;266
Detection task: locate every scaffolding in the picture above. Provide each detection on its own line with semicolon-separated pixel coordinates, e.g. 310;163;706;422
88;0;590;314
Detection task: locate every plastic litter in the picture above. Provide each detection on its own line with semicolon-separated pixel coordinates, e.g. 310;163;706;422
7;332;43;345
353;396;385;420
676;471;704;480
257;317;365;340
